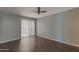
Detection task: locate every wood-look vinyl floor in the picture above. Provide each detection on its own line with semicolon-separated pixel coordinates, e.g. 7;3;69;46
0;36;79;52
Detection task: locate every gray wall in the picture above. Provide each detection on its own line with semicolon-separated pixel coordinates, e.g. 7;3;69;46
37;14;58;39
0;13;21;42
37;8;79;46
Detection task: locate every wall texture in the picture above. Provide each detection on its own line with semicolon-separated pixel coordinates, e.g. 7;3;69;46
37;8;79;46
0;13;21;43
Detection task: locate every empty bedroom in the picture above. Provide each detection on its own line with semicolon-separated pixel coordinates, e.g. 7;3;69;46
0;7;79;52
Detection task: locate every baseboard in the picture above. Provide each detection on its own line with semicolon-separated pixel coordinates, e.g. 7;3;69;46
38;35;79;48
0;38;21;44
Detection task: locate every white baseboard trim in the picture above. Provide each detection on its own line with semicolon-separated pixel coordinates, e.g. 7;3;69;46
38;35;79;47
0;38;21;44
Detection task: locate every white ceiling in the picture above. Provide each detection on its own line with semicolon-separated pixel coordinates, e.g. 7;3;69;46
0;7;77;18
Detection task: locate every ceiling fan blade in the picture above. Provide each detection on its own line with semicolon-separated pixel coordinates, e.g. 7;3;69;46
40;11;47;13
34;11;47;13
